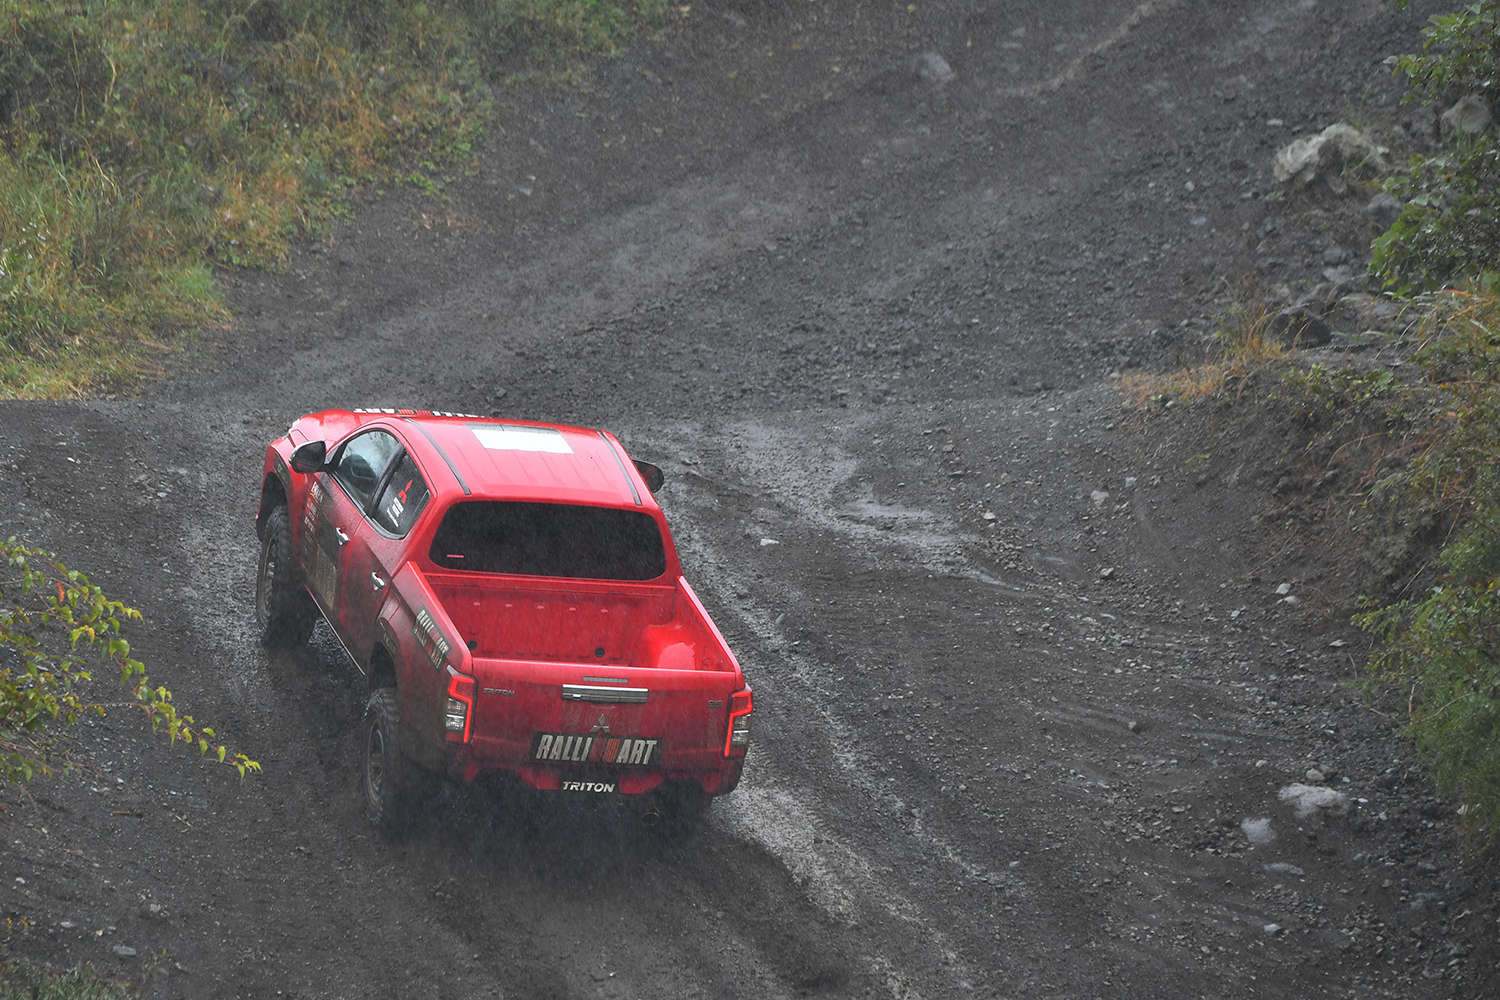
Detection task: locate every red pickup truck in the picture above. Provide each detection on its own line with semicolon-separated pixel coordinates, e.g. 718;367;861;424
253;409;752;833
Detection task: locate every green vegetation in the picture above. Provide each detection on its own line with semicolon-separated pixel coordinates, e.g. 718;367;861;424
1375;1;1500;289
0;961;130;1000
0;0;671;398
1;537;256;779
1333;3;1500;844
1349;284;1500;841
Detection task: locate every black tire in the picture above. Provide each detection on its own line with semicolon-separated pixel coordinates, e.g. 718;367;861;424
363;688;412;837
254;506;316;647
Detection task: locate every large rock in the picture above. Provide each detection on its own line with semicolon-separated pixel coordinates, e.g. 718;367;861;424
1440;95;1492;139
1273;123;1389;188
1270;306;1332;347
1278;782;1351;820
1366;192;1402;229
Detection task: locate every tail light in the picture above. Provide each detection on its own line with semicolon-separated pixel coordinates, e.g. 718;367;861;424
724;688;753;756
444;668;475;743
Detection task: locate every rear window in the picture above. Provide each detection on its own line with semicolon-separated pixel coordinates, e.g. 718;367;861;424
429;501;667;581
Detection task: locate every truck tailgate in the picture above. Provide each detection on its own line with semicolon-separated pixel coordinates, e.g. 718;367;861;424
468;660;738;773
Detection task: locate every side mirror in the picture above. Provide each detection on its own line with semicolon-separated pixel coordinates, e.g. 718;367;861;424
632;459;665;494
289;440;328;474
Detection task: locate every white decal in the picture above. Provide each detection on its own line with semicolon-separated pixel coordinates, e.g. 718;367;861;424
469;425;573;454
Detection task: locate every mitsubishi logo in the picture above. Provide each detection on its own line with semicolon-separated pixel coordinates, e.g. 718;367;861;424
589;714;611;734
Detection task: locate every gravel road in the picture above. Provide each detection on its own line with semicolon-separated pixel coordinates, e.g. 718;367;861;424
3;1;1497;997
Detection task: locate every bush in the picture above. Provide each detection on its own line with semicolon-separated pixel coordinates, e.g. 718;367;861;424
0;537;256;780
1375;1;1500;289
1355;283;1500;841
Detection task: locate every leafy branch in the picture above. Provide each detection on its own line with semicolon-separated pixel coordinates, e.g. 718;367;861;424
0;536;258;781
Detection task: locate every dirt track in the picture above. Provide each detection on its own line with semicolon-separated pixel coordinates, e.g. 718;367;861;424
4;1;1498;997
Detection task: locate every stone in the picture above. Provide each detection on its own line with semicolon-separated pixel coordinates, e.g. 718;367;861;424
1241;817;1276;845
1273;123;1388;187
1264;862;1305;876
1321;246;1351;266
1275;583;1292;595
1305;768;1326;783
916;52;955;87
1278;782;1351;819
1091;490;1110;506
1366;192;1402;229
1099;566;1116;579
112;945;137;958
1270;307;1331;347
1440;95;1492;140
1127;720;1139;733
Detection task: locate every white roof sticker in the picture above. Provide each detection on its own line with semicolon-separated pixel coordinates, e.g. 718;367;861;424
470;424;574;454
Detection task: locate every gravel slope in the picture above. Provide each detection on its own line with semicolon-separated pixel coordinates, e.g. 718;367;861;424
3;1;1497;998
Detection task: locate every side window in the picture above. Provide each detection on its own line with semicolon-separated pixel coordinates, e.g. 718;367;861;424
373;453;430;536
332;430;402;509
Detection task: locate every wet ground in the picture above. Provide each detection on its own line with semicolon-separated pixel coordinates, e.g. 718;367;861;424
3;1;1497;997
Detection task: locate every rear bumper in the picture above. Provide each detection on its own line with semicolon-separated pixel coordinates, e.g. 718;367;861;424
440;746;745;796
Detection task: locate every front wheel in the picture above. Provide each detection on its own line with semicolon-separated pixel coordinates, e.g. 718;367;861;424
363;689;413;837
255;506;316;647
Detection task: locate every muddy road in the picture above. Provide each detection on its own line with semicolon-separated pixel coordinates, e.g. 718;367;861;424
4;0;1497;997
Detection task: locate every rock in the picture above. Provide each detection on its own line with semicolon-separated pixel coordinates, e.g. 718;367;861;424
1275;583;1292;595
1241;817;1276;845
1263;923;1282;935
1264;862;1305;876
759;538;779;547
1305;768;1326;783
1099;566;1116;579
1440;95;1492;140
916;52;955;87
1366;192;1402;229
112;945;137;958
1270;307;1331;347
1321;246;1351;266
1090;490;1110;506
1321;265;1356;287
1278;782;1351;819
1273;123;1388;187
1281;595;1303;608
1127;720;1139;733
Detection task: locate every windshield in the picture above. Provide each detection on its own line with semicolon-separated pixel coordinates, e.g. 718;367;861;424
429;501;667;581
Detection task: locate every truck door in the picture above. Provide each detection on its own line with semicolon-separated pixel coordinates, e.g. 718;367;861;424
316;429;403;659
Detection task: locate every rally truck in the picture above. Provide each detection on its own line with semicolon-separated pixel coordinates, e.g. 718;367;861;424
252;409;753;833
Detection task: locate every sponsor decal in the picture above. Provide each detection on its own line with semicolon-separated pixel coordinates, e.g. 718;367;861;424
353;408;481;418
529;732;662;767
561;780;616;793
411;607;453;671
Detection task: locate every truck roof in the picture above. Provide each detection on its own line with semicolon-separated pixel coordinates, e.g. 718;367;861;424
314;409;653;509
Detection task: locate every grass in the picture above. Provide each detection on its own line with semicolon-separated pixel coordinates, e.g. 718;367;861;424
0;0;671;398
1122;282;1291;406
0;959;130;999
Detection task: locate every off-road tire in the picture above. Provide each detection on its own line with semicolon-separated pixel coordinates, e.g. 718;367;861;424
255;506;316;647
363;689;412;837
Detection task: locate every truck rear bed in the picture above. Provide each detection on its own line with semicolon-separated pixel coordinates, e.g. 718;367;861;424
424;571;746;793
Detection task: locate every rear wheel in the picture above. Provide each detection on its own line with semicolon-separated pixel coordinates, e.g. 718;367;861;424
255;506;316;647
363;689;413;837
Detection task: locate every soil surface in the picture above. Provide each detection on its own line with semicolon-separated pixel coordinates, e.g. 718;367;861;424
3;1;1498;998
